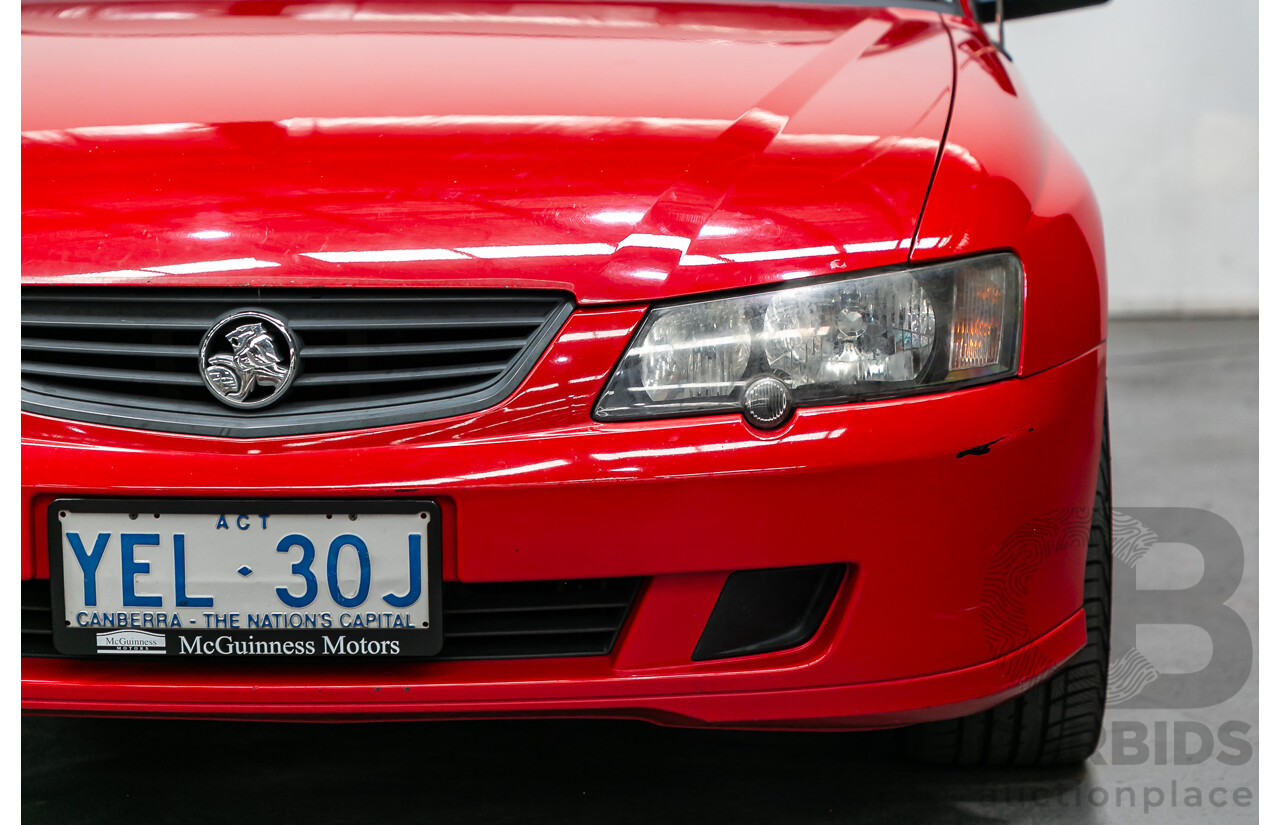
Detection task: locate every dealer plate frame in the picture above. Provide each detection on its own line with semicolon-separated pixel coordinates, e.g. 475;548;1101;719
47;498;444;659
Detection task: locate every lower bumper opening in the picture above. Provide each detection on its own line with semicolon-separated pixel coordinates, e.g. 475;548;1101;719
693;564;845;661
22;577;643;661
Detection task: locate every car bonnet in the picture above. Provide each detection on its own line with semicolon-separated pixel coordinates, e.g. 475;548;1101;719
22;1;958;304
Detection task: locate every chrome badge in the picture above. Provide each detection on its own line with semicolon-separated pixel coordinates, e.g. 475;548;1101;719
199;310;299;409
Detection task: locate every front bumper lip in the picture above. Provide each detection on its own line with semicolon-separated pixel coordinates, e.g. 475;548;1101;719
22;609;1084;728
22;343;1106;727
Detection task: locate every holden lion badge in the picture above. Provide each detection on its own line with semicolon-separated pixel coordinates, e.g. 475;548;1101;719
199;310;299;409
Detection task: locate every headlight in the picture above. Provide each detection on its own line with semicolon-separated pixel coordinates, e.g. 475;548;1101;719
594;253;1022;428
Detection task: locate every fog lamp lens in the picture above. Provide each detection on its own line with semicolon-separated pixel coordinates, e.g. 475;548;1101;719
741;376;792;429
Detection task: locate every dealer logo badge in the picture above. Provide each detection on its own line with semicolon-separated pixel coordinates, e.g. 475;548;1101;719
199;309;299;409
96;629;167;654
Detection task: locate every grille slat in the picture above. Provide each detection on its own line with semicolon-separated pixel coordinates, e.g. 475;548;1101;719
446;626;625;639
21;577;641;661
288;315;551;331
21;287;574;437
23;362;205;386
303;337;529;359
22;313;213;330
23;339;201;359
293;361;509;388
446;611;629;638
445;600;634;615
25;318;212;331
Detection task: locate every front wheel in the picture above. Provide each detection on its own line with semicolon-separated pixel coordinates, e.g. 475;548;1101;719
904;408;1112;767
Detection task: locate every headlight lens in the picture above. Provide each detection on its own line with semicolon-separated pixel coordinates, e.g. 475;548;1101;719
594;253;1022;425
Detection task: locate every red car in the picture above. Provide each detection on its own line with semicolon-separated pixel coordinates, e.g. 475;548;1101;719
21;0;1111;766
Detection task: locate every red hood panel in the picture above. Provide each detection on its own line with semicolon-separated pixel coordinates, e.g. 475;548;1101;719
22;2;955;303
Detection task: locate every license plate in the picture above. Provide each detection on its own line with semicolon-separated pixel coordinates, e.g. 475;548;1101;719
48;500;443;658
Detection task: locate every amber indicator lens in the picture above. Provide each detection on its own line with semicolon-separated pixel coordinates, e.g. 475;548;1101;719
950;260;1010;372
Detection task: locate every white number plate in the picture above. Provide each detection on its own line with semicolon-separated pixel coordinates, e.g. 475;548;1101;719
49;500;443;658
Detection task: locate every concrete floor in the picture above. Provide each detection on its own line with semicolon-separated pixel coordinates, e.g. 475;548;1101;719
22;319;1259;824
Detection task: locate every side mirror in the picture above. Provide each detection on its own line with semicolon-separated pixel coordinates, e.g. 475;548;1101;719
973;0;1109;22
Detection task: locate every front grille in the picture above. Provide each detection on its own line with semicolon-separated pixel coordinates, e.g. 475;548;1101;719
437;578;641;659
21;580;53;657
21;577;640;661
21;287;573;437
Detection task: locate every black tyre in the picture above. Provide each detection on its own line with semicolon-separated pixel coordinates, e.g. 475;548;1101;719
905;409;1112;767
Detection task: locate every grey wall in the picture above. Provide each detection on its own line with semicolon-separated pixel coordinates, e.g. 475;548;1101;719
1004;0;1258;315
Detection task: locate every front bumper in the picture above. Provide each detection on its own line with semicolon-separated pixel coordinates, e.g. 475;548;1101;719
21;305;1105;728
